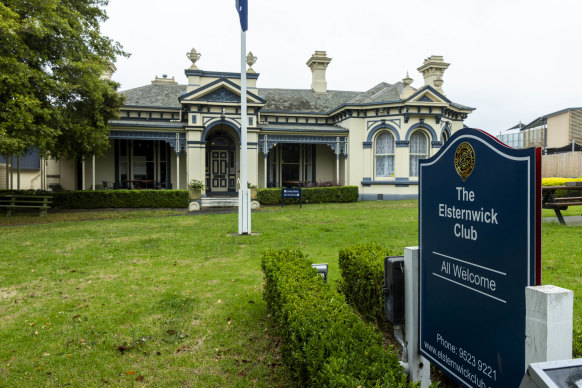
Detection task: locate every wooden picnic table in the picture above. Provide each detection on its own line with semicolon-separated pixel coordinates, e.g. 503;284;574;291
0;194;52;217
542;184;582;225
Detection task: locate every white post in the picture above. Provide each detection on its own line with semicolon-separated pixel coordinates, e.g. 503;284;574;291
404;246;431;388
92;153;95;190
525;285;573;368
238;29;251;234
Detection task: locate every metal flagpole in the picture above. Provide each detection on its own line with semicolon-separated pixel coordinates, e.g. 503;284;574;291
237;0;251;234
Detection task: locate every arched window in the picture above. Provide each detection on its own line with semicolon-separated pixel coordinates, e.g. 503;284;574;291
442;122;451;144
410;131;428;177
442;130;450;144
375;131;395;177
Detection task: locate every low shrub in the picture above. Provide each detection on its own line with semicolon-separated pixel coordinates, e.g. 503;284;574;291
257;186;358;205
47;190;188;209
261;249;410;387
338;243;401;323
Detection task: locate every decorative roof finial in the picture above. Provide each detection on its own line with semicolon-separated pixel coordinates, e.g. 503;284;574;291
246;51;257;73
186;48;201;70
403;72;413;87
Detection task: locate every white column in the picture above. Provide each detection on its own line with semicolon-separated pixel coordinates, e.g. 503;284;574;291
16;156;20;190
5;158;9;189
344;138;349;185
176;153;180;190
81;159;85;190
92;154;95;190
404;246;431;388
175;134;180;190
263;136;268;188
41;157;46;191
335;137;340;184
345;154;349;186
7;157;11;189
525;285;573;368
263;155;267;188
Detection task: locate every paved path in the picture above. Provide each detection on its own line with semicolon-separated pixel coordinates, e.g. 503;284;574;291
542;216;582;226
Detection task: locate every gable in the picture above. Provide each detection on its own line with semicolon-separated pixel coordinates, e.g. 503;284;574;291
405;85;451;105
179;77;265;105
418;95;435;102
201;87;241;103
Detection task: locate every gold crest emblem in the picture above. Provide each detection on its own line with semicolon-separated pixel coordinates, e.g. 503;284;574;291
454;142;475;182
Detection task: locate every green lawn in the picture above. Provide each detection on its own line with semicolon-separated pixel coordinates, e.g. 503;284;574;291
0;201;580;386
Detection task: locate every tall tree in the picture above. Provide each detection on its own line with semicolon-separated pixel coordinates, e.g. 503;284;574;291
0;0;127;160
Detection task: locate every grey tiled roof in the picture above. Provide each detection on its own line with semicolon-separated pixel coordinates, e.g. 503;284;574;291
345;82;405;104
118;81;473;115
121;84;187;108
450;102;476;111
257;88;361;113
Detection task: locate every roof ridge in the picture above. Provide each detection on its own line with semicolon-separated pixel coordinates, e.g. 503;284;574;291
257;87;361;93
120;83;187;93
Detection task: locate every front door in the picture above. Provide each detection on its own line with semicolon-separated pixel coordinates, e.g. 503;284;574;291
210;150;228;192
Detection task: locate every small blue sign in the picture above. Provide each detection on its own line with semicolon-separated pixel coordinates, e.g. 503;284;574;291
419;128;540;388
282;188;302;208
282;188;301;198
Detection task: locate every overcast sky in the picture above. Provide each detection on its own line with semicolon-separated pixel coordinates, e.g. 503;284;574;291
101;0;581;135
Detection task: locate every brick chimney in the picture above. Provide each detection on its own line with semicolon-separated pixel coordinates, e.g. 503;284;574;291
306;51;332;93
417;55;449;94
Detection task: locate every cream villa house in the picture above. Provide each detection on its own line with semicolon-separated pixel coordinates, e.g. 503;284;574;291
1;51;474;200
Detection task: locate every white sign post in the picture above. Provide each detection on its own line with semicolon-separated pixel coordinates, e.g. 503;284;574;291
236;0;251;235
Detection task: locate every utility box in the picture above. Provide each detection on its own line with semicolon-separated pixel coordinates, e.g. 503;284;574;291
520;359;582;387
383;256;405;324
312;263;328;283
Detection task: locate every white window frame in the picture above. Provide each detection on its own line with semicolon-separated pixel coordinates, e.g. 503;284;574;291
409;130;429;177
374;131;395;178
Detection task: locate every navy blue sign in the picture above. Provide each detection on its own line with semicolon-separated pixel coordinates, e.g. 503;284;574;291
282;188;302;208
419;128;540;388
282;188;301;198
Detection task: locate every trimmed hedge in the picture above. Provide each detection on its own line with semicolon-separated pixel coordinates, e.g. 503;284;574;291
0;189;189;209
52;190;189;209
338;243;401;323
261;249;410;387
542;177;582;186
257;186;358;205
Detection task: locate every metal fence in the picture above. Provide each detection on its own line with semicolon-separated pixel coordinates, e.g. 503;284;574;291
497;132;523;148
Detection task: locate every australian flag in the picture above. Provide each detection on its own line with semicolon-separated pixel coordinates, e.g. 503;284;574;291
235;0;248;31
